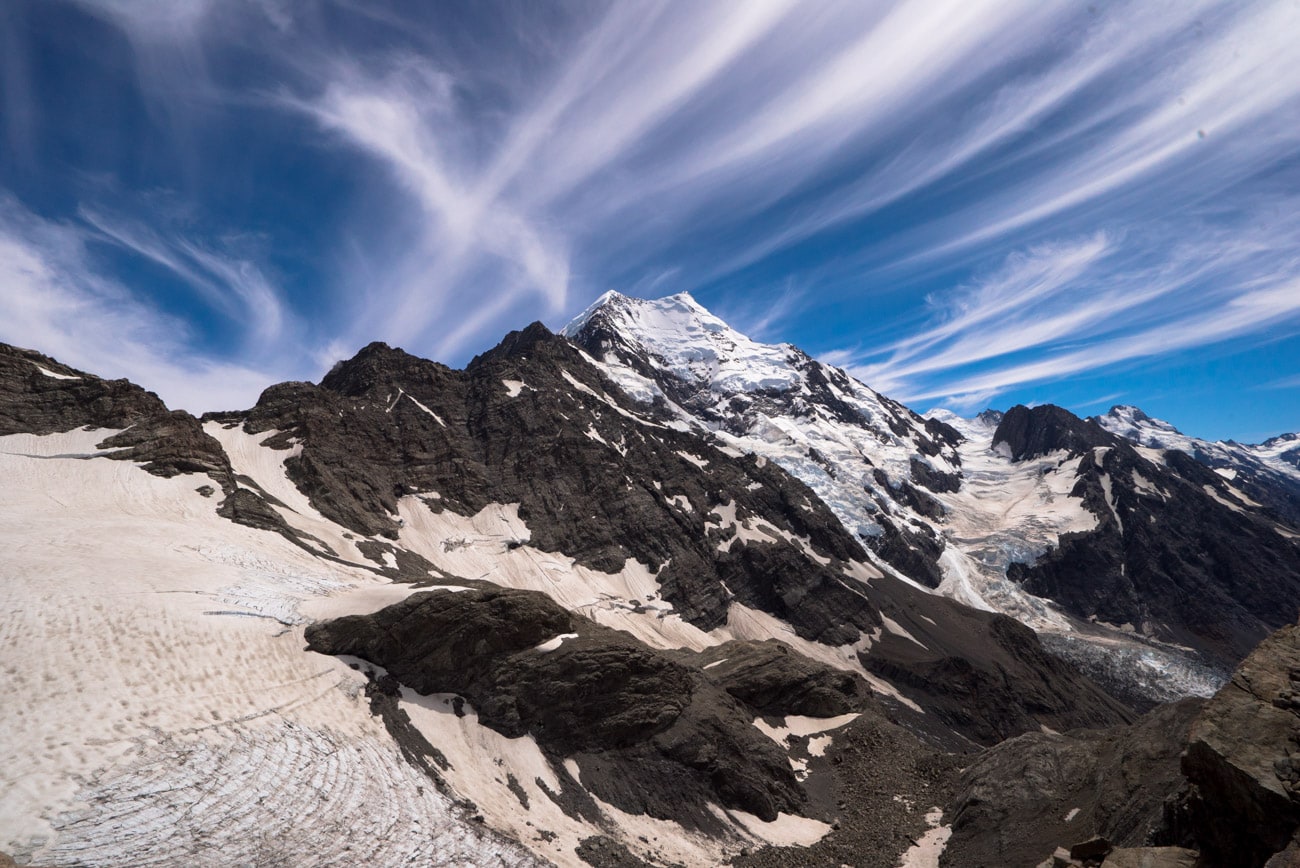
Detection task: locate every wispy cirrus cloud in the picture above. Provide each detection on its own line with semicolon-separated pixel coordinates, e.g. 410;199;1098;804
844;214;1300;410
1;0;1298;435
79;207;289;348
0;197;288;410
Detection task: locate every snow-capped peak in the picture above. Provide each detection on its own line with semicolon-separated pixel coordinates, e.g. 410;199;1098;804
1096;405;1188;448
563;291;801;394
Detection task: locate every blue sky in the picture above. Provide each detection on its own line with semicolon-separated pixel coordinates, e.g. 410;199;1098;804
1;0;1298;442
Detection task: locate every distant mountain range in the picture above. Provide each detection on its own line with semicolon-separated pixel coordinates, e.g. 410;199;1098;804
1;294;1298;867
566;292;1300;702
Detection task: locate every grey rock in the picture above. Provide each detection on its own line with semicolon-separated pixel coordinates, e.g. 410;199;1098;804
1182;625;1300;867
943;698;1203;867
678;639;871;718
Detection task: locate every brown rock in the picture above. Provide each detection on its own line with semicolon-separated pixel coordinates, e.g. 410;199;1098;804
1182;625;1300;866
1104;847;1198;868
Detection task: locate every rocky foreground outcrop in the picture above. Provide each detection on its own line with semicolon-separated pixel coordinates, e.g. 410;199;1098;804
944;699;1203;866
944;622;1300;868
1182;624;1300;866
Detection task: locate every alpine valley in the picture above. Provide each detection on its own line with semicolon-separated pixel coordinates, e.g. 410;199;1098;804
3;292;1299;868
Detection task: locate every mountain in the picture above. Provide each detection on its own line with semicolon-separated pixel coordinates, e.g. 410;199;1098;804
1095;404;1300;526
562;290;965;590
994;404;1300;673
0;335;1129;867
563;293;1300;704
4;311;1300;866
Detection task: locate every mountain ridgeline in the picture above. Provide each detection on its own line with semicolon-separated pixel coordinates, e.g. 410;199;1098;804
2;292;1299;868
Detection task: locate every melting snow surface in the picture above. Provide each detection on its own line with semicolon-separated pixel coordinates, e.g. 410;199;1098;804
895;808;951;868
0;430;538;866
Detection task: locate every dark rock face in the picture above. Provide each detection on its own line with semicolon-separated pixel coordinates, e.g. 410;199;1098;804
231;329;869;638
943;698;1204;867
1003;411;1300;667
305;587;805;828
677;639;871;718
1182;625;1300;867
711;542;879;645
910;457;961;494
0;344;168;435
870;516;945;589
993;404;1114;462
864;599;1134;747
575;836;654;868
944;623;1300;868
96;410;237;483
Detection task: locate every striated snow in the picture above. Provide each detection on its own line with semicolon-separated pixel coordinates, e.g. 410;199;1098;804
0;430;539;867
2;427;866;866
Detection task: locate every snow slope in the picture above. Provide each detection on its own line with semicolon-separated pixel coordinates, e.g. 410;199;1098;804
0;429;538;866
565;292;963;563
2;424;882;865
1098;404;1300;484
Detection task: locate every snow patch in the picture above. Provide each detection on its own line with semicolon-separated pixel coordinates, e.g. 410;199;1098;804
32;363;79;380
534;632;578;653
895;808;950;868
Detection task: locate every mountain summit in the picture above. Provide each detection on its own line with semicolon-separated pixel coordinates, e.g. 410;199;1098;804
564;292;1300;704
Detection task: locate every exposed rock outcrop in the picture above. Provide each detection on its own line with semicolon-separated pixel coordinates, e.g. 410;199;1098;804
677;639;871;718
306;587;808;828
943;698;1202;866
1182;625;1300;867
0;344;167;435
993;405;1113;462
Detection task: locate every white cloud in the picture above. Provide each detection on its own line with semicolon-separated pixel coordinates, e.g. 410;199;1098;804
0;198;290;413
79;208;289;348
24;0;1300;414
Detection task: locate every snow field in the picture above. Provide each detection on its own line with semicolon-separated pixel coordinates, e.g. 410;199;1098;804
0;430;538;866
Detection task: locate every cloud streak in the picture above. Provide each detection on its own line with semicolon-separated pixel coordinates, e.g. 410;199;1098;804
0;197;289;411
1;0;1297;433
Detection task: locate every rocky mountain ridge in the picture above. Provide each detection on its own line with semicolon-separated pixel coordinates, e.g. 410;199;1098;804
0;335;1125;867
563;292;1300;702
2;312;1297;867
1095;404;1300;526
